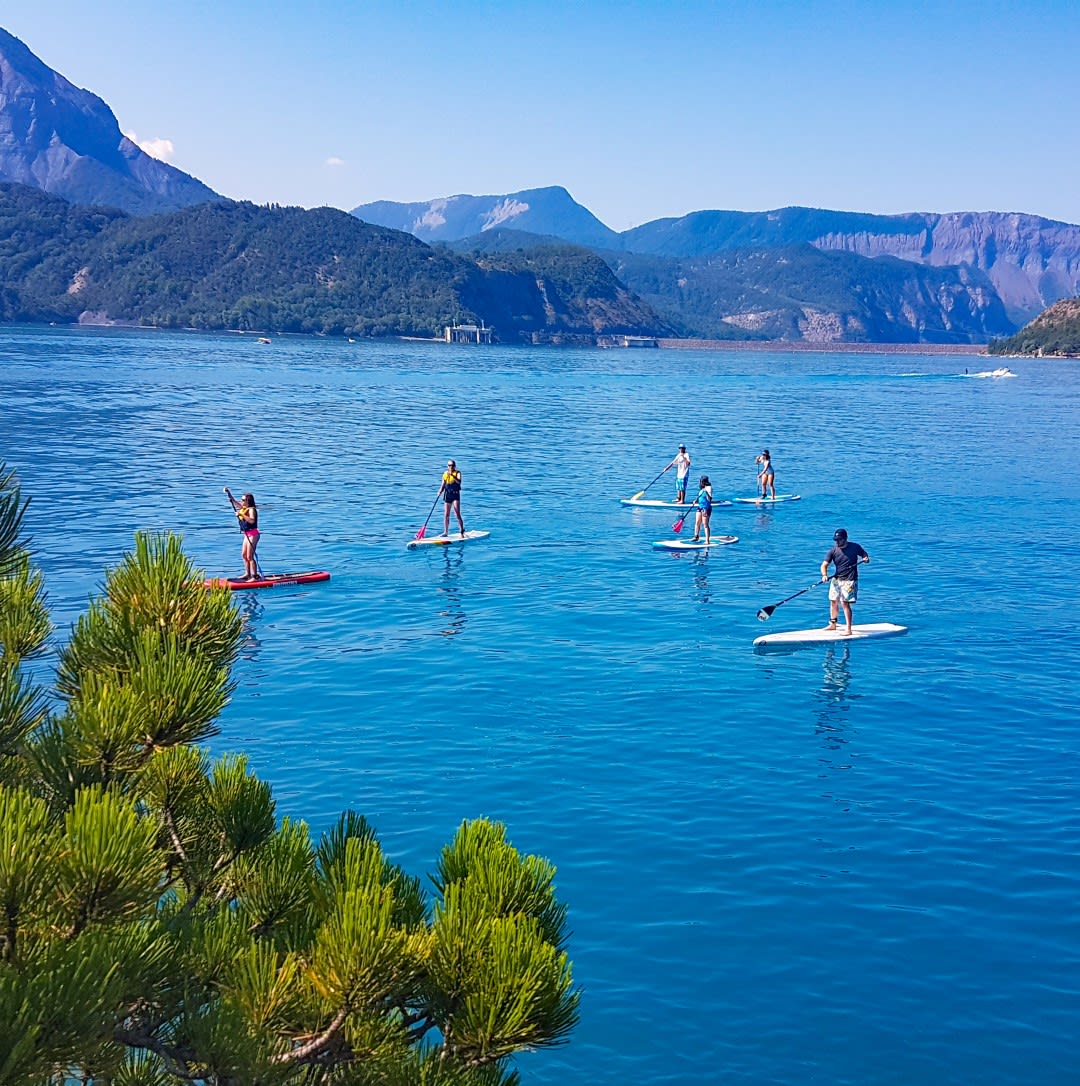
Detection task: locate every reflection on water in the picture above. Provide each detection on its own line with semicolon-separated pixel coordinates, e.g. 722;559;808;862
437;549;467;637
238;594;264;661
814;644;855;749
690;553;711;605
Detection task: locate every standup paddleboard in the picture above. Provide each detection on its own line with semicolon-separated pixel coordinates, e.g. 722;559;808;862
621;497;732;509
406;530;490;549
204;571;330;590
753;622;907;647
734;494;801;505
652;535;738;551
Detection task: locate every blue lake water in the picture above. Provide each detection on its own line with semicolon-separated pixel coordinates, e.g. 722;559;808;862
2;324;1079;1084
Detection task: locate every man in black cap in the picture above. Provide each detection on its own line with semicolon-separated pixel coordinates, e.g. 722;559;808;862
820;528;870;635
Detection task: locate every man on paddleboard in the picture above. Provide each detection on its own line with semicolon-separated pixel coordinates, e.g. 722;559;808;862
820;528;869;635
669;444;691;503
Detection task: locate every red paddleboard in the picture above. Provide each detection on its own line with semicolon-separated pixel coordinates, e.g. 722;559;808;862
204;571;330;590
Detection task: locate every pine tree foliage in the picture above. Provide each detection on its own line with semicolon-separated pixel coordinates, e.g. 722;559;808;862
0;463;579;1083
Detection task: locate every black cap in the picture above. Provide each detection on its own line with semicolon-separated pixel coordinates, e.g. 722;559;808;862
833;528;848;543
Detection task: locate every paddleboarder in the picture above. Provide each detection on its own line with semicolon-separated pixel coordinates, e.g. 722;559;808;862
820;528;870;635
690;475;713;545
223;486;260;580
755;449;775;499
441;459;464;538
670;444;692;503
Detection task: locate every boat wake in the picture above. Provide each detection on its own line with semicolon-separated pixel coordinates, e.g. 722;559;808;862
963;367;1016;379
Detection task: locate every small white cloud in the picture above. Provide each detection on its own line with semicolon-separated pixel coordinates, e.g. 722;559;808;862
325;156;346;167
124;131;175;162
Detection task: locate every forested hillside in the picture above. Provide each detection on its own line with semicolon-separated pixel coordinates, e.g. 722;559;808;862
989;297;1080;356
0;184;669;340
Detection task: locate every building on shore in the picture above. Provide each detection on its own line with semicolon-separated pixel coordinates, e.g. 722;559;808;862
444;322;494;344
597;334;660;348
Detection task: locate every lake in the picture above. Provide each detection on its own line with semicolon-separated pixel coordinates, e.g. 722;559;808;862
2;324;1078;1084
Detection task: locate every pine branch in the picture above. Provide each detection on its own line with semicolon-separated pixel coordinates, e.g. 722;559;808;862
271;1005;349;1065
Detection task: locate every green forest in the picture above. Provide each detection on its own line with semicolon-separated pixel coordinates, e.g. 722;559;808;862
0;184;668;342
988;298;1080;356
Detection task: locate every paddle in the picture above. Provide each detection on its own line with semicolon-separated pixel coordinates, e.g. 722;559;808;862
756;577;831;621
414;486;444;541
630;462;672;502
672;488;704;533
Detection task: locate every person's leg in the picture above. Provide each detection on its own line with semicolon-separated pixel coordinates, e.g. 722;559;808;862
768;474;776;498
703;511;711;543
841;599;853;634
443;501;450;536
827;581;838;628
691;510;701;541
454;499;464;534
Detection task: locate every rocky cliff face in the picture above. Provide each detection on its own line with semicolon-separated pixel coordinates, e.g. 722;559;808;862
813;212;1080;326
0;28;219;213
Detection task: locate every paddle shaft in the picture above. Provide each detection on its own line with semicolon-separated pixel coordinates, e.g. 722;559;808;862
757;578;828;619
757;558;867;619
631;460;676;501
415;486;444;540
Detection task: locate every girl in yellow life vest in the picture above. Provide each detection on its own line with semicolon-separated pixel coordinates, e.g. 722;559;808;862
441;460;464;538
224;486;260;580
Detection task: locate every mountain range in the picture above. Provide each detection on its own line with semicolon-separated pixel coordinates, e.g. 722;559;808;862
355;189;1080;331
1;24;1078;346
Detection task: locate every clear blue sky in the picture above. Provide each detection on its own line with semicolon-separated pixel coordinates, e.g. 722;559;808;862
7;1;1080;229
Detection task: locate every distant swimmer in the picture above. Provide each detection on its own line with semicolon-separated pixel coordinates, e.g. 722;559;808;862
224;486;260;580
755;449;775;499
820;528;870;636
690;475;713;544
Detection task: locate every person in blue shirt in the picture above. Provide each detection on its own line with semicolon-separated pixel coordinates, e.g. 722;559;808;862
690;475;713;544
820;528;870;634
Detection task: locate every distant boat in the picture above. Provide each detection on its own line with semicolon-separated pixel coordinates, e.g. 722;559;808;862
256;337;272;344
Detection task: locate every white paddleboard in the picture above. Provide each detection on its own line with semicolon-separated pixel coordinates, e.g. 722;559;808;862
406;530;490;549
734;494;801;504
652;535;738;551
753;622;908;647
621;497;732;509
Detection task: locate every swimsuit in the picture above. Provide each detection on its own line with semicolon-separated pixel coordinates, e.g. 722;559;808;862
697;489;712;513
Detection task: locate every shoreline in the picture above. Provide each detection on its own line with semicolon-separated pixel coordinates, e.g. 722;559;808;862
657;337;988;355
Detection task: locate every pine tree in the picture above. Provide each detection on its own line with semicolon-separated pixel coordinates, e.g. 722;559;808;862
0;462;578;1084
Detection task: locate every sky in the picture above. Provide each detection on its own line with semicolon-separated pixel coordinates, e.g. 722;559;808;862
6;0;1080;230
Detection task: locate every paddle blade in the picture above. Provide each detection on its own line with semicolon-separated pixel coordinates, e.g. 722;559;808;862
757;606;774;621
630;490;645;501
415;525;427;540
672;517;686;533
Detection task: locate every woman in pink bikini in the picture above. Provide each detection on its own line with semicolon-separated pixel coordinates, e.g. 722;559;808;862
224;486;260;580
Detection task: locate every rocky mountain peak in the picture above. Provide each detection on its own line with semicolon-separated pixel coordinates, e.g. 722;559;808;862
0;26;219;214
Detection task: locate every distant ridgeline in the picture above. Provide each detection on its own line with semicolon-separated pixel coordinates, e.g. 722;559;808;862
0;183;670;341
362;189;1080;344
989;297;1080;356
